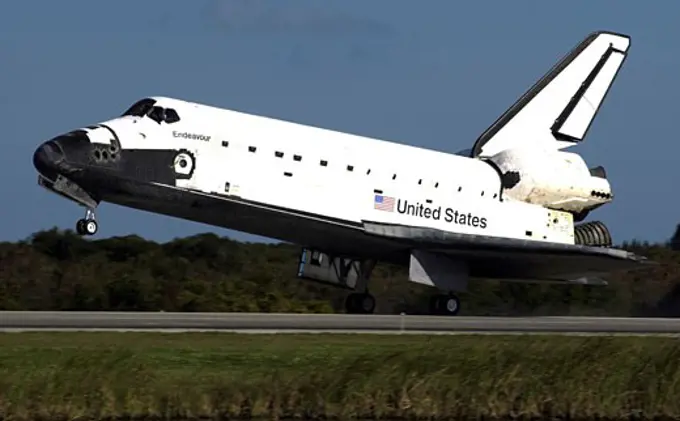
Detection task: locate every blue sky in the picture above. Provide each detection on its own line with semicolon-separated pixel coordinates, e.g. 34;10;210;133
0;1;677;245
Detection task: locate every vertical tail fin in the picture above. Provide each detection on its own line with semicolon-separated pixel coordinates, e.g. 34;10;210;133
470;31;631;158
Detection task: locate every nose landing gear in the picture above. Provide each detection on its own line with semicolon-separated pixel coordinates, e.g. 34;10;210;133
76;208;98;236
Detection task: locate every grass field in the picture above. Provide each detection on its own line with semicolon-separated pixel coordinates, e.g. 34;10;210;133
1;333;680;420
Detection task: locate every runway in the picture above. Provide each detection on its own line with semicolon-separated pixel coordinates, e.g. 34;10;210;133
1;311;680;334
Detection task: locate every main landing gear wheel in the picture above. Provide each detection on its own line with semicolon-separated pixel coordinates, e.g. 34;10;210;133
76;208;98;236
429;294;460;316
345;292;376;314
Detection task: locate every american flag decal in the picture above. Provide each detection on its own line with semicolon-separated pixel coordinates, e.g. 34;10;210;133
374;194;395;212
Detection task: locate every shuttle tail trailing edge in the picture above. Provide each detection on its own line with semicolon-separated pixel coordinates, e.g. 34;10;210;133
470;31;631;158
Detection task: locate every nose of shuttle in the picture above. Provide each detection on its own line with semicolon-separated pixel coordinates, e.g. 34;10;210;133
33;140;65;181
33;130;91;181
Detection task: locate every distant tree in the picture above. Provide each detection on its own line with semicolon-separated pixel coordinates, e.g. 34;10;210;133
669;224;680;250
0;227;677;316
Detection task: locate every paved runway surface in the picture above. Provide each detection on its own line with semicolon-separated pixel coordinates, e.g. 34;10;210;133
1;311;680;334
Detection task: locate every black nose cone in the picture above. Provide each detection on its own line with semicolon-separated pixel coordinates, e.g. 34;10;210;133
33;140;65;181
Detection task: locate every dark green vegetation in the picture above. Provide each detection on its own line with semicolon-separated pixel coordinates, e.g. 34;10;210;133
1;227;680;315
1;332;680;420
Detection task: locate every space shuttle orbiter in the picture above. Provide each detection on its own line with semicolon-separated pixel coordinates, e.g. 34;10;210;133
33;30;652;315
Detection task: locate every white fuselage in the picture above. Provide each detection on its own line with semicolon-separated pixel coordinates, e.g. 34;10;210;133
90;97;578;245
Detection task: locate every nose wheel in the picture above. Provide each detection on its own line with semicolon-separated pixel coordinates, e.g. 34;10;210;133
76;208;98;236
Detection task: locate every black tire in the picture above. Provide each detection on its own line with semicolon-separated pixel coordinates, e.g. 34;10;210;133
440;294;460;316
76;219;87;235
429;294;460;316
76;218;97;236
345;293;375;314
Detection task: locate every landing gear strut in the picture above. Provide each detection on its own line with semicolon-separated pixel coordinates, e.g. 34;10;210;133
428;293;460;316
76;208;98;236
345;260;377;314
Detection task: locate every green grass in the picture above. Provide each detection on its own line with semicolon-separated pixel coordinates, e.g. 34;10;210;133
1;333;680;420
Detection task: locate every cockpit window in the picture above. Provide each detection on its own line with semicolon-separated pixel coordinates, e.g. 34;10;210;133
165;108;180;123
148;106;166;124
121;98;181;124
121;98;157;117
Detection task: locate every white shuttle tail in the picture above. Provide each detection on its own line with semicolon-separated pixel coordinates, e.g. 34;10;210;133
470;31;630;158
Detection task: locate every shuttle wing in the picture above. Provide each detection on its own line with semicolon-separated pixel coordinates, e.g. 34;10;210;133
362;221;652;283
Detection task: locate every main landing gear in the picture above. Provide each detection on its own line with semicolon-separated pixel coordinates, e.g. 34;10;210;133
296;249;463;316
345;260;377;314
341;258;461;316
428;293;461;316
346;291;461;316
75;208;98;236
345;292;376;314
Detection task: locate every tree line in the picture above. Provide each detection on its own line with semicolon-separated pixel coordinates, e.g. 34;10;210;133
1;226;680;316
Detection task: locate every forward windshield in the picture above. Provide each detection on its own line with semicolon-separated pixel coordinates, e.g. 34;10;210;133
121;98;157;117
121;98;181;124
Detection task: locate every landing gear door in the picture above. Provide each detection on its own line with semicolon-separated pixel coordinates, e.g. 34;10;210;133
408;250;469;292
297;248;361;290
